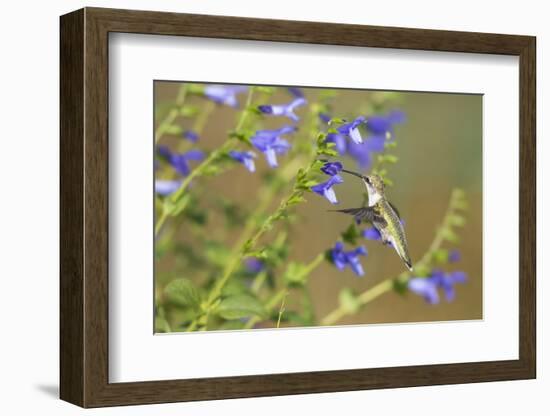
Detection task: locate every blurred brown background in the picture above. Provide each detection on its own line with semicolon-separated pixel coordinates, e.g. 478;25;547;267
155;81;482;326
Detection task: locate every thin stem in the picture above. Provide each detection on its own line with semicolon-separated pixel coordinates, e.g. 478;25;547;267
276;291;289;328
320;189;462;326
244;253;325;329
204;157;316;307
243;289;287;330
155;90;256;237
155;84;188;144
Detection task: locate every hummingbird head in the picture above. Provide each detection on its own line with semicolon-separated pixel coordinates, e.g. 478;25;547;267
341;169;385;205
362;174;385;205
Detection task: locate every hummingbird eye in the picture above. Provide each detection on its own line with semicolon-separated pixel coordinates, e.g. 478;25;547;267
364;176;371;185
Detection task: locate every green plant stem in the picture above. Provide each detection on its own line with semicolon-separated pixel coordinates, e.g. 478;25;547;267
320;189;462;326
243;289;287;330
276;291;289;328
155;90;255;237
187;157;318;332
244;253;324;329
155;84;188;144
187;103;321;331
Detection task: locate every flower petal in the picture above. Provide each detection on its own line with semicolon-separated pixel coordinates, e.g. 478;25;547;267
264;148;278;168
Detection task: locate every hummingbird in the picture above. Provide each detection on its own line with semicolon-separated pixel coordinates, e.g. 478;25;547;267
331;169;413;271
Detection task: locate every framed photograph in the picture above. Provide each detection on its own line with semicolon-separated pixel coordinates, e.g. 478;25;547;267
60;7;536;408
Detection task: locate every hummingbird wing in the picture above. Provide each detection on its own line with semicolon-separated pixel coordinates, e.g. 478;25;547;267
387;201;401;220
329;207;387;226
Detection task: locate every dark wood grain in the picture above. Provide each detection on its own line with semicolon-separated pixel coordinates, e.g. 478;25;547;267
59;8;84;406
60;7;536;408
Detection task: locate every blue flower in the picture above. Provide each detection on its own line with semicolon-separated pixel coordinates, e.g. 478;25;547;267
448;249;461;263
362;227;382;241
244;257;264;274
158;146;204;176
363;219;405;243
331;242;368;277
320;161;343;176
204;85;247;108
155;179;181;196
408;269;467;304
367;110;406;136
258;97;307;122
251;126;295;168
318;112;332;124
311;175;344;204
346;134;387;169
337;116;366;144
229;150;257;173
326;133;347;155
343;110;405;170
182;130;199;143
287;87;304;98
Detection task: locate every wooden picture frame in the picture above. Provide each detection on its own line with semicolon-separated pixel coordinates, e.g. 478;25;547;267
60;7;536;408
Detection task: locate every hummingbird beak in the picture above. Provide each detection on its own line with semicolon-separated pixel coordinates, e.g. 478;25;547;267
341;169;365;179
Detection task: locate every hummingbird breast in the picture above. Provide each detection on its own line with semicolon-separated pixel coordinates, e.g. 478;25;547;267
374;200;412;270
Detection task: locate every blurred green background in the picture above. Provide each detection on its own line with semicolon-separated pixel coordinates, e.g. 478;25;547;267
155;81;482;327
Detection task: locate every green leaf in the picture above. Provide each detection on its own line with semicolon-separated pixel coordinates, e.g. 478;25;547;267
217;294;267;320
204;241;231;268
338;288;361;314
188;84;205;94
154;316;171;333
164;278;202;309
392;276;410;295
221;279;251;297
448;214;466;227
283;262;308;287
255;86;276;94
328;117;347;125
317;147;338;157
341;223;360;245
164;125;183;135
441;227;460;243
217;320;246;330
179;105;199;117
384;154;399;163
412;264;430;278
287;193;306;206
246;106;262;115
163;193;189;217
432;248;449;264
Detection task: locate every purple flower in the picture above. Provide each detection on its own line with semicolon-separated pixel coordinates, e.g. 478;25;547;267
229;150;257;173
408;269;467;304
318;112;332;124
337;116;366;144
204;85;247;108
343;110;405;170
155;179;181;196
251;126;295;168
158;146;204;176
367;110;406;136
362;227;382;241
320;161;343;176
182;130;199;143
363;219;404;242
258;97;307;122
347;134;387;169
448;249;461;263
331;242;368;277
244;257;264;274
326;133;347;155
287;87;304;98
311;175;344;204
